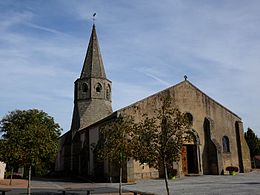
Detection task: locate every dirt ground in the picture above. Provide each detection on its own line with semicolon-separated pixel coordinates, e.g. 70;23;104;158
0;179;28;188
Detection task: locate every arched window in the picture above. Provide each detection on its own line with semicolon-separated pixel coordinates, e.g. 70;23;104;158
203;118;211;138
106;84;111;100
222;136;230;153
96;83;102;93
82;83;88;92
185;112;193;126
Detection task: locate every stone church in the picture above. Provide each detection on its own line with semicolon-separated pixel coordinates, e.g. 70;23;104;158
55;24;251;182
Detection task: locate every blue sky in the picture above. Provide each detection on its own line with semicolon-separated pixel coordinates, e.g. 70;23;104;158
0;0;260;136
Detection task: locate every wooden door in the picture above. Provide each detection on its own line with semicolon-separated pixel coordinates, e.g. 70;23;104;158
182;146;188;175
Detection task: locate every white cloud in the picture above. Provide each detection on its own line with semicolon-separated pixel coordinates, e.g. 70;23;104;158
24;22;67;35
112;81;155;110
0;11;33;31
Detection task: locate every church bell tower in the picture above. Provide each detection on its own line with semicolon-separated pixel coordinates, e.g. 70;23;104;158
70;24;112;132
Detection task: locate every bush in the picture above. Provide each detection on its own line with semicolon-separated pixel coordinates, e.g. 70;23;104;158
226;166;239;172
168;169;178;179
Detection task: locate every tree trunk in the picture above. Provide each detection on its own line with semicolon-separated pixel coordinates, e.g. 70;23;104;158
109;160;112;183
9;167;14;185
163;158;170;195
119;164;122;195
27;166;31;195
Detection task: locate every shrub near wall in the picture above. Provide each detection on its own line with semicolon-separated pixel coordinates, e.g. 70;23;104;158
226;166;239;175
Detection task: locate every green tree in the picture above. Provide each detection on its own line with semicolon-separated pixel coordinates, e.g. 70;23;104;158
0;109;62;194
96;115;134;195
0;138;22;185
244;128;260;159
132;96;191;195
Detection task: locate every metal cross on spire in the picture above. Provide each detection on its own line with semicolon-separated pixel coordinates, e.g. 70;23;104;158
93;13;96;25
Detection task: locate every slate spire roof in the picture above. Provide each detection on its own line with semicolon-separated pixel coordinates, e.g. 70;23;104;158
80;24;107;79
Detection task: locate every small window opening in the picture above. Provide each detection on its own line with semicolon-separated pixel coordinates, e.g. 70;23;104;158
223;136;230;153
82;83;88;92
96;83;102;93
185;113;193;126
106;84;111;99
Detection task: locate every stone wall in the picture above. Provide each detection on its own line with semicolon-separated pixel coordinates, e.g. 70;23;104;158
118;81;251;178
0;162;6;179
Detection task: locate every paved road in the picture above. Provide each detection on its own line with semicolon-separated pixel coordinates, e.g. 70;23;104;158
123;170;260;195
1;170;259;194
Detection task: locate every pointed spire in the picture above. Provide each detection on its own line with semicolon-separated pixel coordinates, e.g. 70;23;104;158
80;24;107;79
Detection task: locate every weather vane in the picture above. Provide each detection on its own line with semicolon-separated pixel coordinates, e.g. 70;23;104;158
184;75;188;81
93;13;96;25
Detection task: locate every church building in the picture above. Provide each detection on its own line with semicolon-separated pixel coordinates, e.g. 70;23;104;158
55;24;251;182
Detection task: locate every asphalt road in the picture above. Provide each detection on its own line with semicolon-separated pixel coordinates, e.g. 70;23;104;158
1;170;259;195
123;170;260;195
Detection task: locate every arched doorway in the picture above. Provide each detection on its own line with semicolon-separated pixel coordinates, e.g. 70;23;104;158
182;130;200;175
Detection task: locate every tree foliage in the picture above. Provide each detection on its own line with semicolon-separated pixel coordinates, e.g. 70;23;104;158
95;96;191;195
132;96;191;169
96;115;134;194
96;115;134;164
0;109;62;174
131;96;191;195
244;128;260;158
